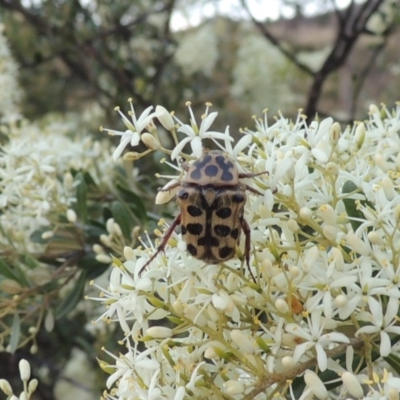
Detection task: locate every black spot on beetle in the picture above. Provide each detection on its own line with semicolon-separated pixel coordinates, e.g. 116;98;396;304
214;224;231;237
178;190;189;200
181;225;187;235
187;205;203;217
198;236;220;247
210;236;220;246
187;244;197;256
187;223;203;235
219;246;234;259
205;164;219;177
216;207;231;219
230;228;239;239
232;193;245;203
190;155;212;180
215;155;234;181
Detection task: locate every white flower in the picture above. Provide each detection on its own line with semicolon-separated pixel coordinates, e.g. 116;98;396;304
286;311;349;371
102;103;155;161
171;102;233;160
356;296;400;357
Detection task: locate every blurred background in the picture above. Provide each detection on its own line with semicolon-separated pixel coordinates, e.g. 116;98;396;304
0;1;399;399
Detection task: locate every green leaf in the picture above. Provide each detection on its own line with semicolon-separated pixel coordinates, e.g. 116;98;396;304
24;253;39;270
56;271;87;319
30;228;51;244
342;180;374;231
115;182;148;223
384;352;400;374
0;259;19;280
74;172;88;223
111;201;135;240
10;312;21;353
0;260;30;287
79;253;110;280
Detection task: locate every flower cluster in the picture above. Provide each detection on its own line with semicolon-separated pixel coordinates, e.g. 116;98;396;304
0;359;37;400
95;101;400;399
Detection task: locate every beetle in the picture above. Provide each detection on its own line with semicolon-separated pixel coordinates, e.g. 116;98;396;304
138;150;266;280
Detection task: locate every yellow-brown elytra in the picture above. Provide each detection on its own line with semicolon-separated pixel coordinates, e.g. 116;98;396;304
138;150;267;281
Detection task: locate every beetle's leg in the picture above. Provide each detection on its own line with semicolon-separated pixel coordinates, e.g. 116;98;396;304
240;171;268;196
244;185;264;196
241;217;256;283
238;171;268;179
138;213;181;275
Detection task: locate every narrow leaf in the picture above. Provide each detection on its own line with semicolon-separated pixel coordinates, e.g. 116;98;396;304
56;271;87;319
75;172;88;222
10;313;21;353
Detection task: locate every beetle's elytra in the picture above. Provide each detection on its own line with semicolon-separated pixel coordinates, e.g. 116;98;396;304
139;150;266;281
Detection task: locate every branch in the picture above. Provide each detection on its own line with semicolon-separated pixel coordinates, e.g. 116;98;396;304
304;0;386;119
243;337;365;399
239;0;314;76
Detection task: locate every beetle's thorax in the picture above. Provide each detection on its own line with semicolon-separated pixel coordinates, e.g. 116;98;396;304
184;151;239;186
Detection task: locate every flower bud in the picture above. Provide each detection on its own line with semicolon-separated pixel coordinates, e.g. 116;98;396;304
354;122;365;148
141;133;160;150
0;379;13;395
123;246;135;261
281;356;294;369
330;122;341;143
45;310;55;332
224;380;245;395
346;232;370;256
146;326;173;339
342;372;363;397
28;379;38;394
19;359;31;381
323;224;337;242
318;204;336;225
66;209;77;223
41;231;54;240
275;298;289;314
304;370;328;399
230;330;255;353
96;254;112;264
299;207;312;219
155;105;175;130
123;152;141;161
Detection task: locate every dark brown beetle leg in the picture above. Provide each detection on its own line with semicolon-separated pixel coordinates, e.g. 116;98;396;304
241;217;256;283
138;213;181;275
238;171;268;179
240;171;268;196
244;185;264;196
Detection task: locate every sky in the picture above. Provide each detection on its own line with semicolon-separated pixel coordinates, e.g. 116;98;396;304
170;0;356;30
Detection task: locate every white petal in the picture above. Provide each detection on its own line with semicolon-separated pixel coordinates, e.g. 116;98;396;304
368;296;383;326
171;137;192;160
233;133;253;156
202;131;234;141
385;296;399;323
130;131;141;146
178;124;195;137
311;147;329;163
112;135;131;161
292;342;312;362
320;332;350;343
315;343;327;371
190;136;203;158
174;386;186;400
356;325;379;335
380;331;391;357
199;111;218;134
